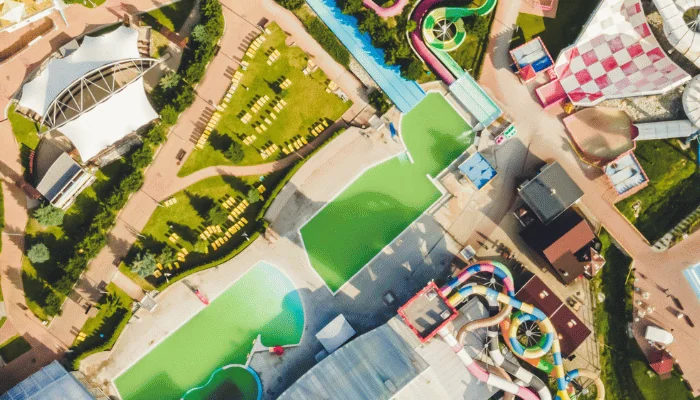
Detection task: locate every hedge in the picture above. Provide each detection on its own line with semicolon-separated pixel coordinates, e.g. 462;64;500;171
39;0;225;315
296;13;350;68
69;307;133;370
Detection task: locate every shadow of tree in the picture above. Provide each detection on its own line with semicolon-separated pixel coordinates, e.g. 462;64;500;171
169;222;198;244
209;130;233;152
185;191;215;220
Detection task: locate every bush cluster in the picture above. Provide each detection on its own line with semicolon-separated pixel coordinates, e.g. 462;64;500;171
368;88;391;115
304;18;351;67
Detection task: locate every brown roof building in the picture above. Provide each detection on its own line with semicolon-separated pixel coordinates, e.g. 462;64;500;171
521;209;605;285
516;276;592;358
648;349;675;378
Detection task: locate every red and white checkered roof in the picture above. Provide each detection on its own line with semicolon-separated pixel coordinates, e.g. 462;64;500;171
554;0;690;106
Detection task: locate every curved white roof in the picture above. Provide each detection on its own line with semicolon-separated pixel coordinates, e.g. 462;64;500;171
683;74;700;127
653;0;700;67
18;25;140;116
59;77;157;161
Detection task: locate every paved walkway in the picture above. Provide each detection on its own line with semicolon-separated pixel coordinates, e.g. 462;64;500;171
476;0;700;393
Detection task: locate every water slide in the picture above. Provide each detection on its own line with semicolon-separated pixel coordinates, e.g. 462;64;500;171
439;262;607;400
408;0;497;84
362;0;409;18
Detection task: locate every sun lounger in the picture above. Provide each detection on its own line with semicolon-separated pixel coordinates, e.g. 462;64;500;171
154;270;162;278
260;124;267;131
212;242;218;250
166;263;173;270
280;99;287;106
157;263;163;270
282;147;290;155
264;118;272;125
174;262;180;269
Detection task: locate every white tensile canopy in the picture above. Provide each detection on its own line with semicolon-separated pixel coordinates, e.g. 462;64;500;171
59;77;157;161
18;25;140;116
1;0;25;24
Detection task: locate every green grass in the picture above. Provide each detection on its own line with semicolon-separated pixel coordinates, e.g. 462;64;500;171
0;317;6;330
21;158;131;319
0;185;3;253
0;334;32;363
62;0;106;9
591;231;697;400
300;93;472;291
513;1;600;59
118;262;156;291
143;0;197;32
178;23;351;176
130;173;277;287
68;283;134;369
615;140;699;243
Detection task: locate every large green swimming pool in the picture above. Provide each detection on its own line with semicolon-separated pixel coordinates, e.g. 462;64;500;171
300;93;473;292
114;262;304;399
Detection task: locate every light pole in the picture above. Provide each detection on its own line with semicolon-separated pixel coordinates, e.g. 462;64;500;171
242;232;250;242
164;272;172;284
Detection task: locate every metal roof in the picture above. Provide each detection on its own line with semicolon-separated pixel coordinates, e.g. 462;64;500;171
35;152;82;201
518;162;583;224
1;361;95;400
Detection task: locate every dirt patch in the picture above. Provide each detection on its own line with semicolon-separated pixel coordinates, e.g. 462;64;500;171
564;107;634;164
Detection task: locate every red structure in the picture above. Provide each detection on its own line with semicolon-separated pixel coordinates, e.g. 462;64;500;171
648;349;674;377
397;282;458;343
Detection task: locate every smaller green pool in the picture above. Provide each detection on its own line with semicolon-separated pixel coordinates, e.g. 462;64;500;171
114;262;304;400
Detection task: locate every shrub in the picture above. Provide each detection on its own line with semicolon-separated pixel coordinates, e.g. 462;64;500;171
368;88;391;115
119;171;145;194
44;291;63;316
208;206;229;226
131;252;157;278
157;248;177;265
159;72;180;90
130;146;154;170
224;141;244;163
274;0;304;10
194;239;209;253
144;124;167;145
191;25;210;42
246;188;261;204
304;18;350;67
27;243;50;263
160;105;179;126
174;84;195;112
34;203;64;226
401;59;424;81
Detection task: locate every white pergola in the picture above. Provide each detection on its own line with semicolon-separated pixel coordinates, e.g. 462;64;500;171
18;25;161;161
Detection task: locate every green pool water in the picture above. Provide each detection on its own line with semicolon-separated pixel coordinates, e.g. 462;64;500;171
114;262;304;400
300;93;473;292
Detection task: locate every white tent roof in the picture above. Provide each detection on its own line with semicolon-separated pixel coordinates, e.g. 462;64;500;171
1;0;25;24
19;25;140;116
645;326;674;345
59;77;157;161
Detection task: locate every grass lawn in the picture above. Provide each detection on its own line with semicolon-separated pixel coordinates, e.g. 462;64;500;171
513;1;601;59
62;0;107;8
129;173;281;287
0;334;32;363
178;23;351;176
118;262;156;291
142;0;197;32
615;140;699;243
630;356;696;400
8;104;43;177
68;283;134;369
21;158;131;319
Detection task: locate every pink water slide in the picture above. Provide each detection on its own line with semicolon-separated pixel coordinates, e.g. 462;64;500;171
408;0;456;84
363;0;409;17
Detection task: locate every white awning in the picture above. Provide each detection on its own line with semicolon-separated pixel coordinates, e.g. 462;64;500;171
59;77;157;161
18;25;140;116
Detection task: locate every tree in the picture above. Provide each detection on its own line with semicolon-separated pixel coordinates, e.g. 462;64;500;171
368;89;391;115
27;243;50;264
247;188;261;204
274;0;304;10
34;204;64;226
194;239;209;253
157;247;177;265
44;291;63;316
208;206;229;226
224;141;244;163
160;105;179;126
401;59;424;81
191;25;210;42
406;20;418;33
99;292;122;315
159;72;180;90
131;252;157;278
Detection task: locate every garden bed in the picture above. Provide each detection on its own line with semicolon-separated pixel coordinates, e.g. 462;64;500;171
615;139;699;243
0;335;31;364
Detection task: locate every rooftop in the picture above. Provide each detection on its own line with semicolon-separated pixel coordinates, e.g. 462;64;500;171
458;152;497;190
517;275;592;358
397;282;458;342
0;0;57;33
521;208;601;285
518;162;583;225
0;361;95;400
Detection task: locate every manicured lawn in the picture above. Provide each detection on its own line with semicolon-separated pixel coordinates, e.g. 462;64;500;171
513;1;601;59
130;173;279;287
68;283;134;369
7;104;40;150
0;335;32;363
118;262;156;292
63;0;106;8
178;23;351;176
630;357;696;400
615;140;699;243
143;0;197;32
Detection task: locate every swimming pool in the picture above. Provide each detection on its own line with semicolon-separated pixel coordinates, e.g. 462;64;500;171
305;0;425;113
300;93;473;292
114;262;304;400
683;263;700;301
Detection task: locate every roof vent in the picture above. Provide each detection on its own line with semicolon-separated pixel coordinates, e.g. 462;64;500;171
550;188;557;195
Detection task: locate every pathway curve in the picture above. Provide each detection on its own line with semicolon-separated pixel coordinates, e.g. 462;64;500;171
475;0;700;392
0;0;369;379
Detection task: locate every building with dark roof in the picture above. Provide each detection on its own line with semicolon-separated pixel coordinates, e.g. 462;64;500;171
516;276;591;358
518;162;584;224
520;208;604;285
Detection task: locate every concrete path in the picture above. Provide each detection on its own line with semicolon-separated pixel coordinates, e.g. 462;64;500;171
475;0;700;392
